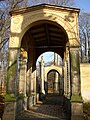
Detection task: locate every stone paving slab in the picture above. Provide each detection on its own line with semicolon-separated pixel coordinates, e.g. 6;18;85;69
16;95;68;120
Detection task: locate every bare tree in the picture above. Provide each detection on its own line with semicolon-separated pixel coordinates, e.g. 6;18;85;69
30;0;75;6
79;13;90;63
0;0;29;91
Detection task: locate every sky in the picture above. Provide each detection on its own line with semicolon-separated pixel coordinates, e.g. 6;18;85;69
37;0;90;64
75;0;90;13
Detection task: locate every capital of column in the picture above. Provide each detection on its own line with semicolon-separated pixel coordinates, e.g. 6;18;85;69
69;46;80;51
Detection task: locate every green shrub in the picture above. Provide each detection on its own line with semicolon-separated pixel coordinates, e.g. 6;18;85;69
83;102;90;117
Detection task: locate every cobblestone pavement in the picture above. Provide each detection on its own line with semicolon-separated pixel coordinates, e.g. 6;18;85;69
16;94;68;120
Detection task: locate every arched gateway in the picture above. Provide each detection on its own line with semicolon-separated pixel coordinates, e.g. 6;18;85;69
7;4;83;120
44;65;63;94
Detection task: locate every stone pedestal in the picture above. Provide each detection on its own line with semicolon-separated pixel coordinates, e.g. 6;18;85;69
36;93;39;103
27;96;33;108
3;101;16;120
27;95;36;109
16;98;24;115
71;102;83;120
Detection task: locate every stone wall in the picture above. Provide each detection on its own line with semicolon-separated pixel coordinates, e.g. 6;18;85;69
80;64;90;102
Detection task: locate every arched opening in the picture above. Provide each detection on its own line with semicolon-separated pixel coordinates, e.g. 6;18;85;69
21;20;69;63
20;19;69;99
47;70;62;95
35;51;63;99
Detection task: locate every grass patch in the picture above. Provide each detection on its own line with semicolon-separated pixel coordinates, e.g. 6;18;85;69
4;94;16;101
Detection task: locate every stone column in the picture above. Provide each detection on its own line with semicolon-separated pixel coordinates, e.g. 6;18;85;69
70;47;83;120
70;47;81;96
64;60;67;97
26;63;32;96
54;53;59;92
26;65;34;108
62;63;64;95
66;50;71;99
18;49;28;110
7;48;19;95
63;48;71;98
33;70;36;94
19;49;27;97
55;72;58;92
32;69;36;105
39;56;45;94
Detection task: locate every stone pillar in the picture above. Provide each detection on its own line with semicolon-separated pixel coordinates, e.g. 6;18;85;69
31;63;36;106
7;48;19;95
26;65;34;108
70;47;81;96
62;63;64;95
64;60;67;97
66;51;71;98
63;58;71;120
26;63;32;96
19;49;28;110
33;70;36;94
70;47;83;120
55;72;58;92
19;49;27;97
64;48;70;98
39;56;45;94
54;53;59;92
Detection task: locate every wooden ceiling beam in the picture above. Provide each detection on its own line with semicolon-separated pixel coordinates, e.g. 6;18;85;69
31;27;45;34
49;27;62;32
50;32;64;38
35;37;46;42
45;24;50;45
33;33;45;39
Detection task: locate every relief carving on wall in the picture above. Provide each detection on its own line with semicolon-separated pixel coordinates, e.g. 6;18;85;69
12;17;20;24
12;16;23;33
65;12;75;22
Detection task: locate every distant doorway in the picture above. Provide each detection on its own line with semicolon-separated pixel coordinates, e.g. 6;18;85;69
47;70;63;95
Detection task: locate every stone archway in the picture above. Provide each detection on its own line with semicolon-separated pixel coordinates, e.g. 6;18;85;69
7;4;83;120
45;65;62;81
44;65;63;95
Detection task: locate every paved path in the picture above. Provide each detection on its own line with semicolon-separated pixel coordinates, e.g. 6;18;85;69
16;95;68;120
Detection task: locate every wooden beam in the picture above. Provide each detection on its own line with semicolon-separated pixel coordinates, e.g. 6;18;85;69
50;32;64;38
33;33;45;39
45;24;50;45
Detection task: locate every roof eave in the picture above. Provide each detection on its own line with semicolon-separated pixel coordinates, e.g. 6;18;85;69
10;4;80;16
